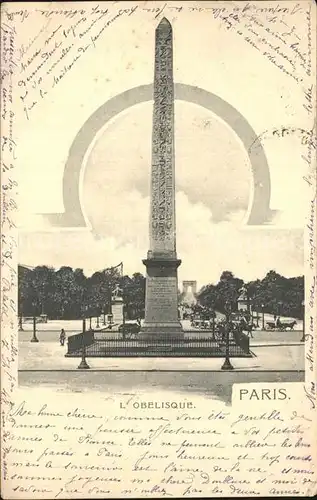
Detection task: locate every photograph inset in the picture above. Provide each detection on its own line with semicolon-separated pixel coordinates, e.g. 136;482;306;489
18;17;305;398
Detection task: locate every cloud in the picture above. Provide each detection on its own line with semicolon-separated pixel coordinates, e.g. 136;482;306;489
19;188;303;289
82;101;250;229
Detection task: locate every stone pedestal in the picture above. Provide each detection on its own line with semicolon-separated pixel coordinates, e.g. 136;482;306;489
112;299;124;325
140;257;183;339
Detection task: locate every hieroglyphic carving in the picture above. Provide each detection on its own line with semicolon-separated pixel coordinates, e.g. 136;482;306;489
150;18;175;253
142;19;183;337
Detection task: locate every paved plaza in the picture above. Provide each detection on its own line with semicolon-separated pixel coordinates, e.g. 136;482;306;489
19;319;304;370
18;318;305;398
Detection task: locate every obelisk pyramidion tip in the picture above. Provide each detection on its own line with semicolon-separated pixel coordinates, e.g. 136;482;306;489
157;17;172;29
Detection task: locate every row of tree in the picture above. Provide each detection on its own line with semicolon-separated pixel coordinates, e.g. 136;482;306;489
197;270;304;319
18;265;145;320
18;265;304;321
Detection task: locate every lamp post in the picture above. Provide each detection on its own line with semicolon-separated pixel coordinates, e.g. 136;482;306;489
109;287;113;316
108;286;114;330
18;314;24;331
30;316;39;342
123;304;126;327
221;300;234;370
78;318;90;369
103;308;106;325
261;304;265;330
212;310;215;340
96;306;100;329
247;291;254;333
301;299;305;342
108;313;113;330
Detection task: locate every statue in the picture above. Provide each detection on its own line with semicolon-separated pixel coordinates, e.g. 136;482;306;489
111;283;124;325
112;283;123;301
238;285;248;300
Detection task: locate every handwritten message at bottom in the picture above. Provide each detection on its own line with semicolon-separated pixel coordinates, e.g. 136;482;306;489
2;383;316;498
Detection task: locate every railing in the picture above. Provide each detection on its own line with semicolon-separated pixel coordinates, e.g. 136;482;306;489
66;332;252;358
67;330;95;353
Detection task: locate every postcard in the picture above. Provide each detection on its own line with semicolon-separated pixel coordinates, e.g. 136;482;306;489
1;1;316;498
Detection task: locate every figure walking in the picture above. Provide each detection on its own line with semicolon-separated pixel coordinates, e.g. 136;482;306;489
60;328;66;346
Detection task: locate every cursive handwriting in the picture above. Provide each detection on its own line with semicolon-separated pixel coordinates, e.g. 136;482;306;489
1;15;19;491
2;396;315;497
4;5;139;121
2;1;312;123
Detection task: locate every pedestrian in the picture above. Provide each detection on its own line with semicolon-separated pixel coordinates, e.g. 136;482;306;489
60;328;66;346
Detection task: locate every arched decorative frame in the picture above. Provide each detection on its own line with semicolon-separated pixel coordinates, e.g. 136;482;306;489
44;83;272;227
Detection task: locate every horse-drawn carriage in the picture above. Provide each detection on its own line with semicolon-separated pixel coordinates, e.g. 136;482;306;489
266;320;297;331
118;320;141;339
190;311;255;339
213;318;253;341
190;318;211;330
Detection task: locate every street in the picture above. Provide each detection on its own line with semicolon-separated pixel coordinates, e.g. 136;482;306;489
18;318;305;397
19;321;305;345
18;369;304;404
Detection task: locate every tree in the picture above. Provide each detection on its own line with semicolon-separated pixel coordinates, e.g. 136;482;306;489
121;272;145;320
197;269;304;320
196;271;243;316
253;271;304;318
54;267;81;319
18;264;124;320
18;266;33;323
215;271;243;312
30;266;56;316
197;284;217;312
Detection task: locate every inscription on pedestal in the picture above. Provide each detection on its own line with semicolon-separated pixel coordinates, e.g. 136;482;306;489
112;302;123;325
146;277;178;322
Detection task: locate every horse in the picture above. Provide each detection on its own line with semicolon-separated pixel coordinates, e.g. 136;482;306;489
266;320;297;331
280;320;297;331
266;321;277;330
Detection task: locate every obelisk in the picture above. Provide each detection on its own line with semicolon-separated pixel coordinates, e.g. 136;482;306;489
140;18;183;339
